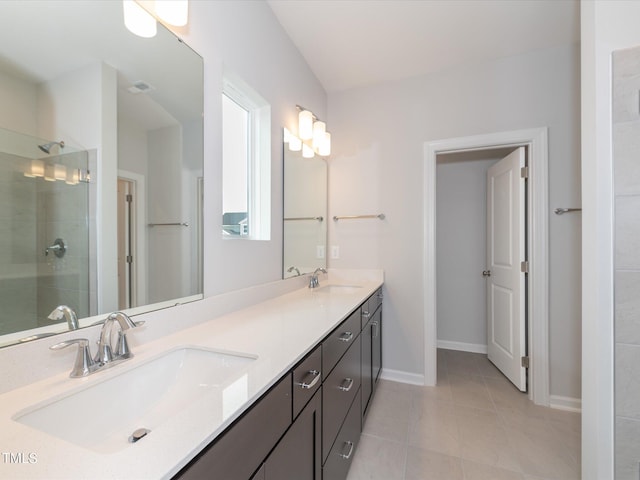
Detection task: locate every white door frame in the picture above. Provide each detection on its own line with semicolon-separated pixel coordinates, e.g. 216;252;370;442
424;127;549;406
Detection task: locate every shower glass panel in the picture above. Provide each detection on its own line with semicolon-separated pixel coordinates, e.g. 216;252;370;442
0;128;90;337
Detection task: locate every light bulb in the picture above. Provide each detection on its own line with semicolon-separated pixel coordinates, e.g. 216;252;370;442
283;127;291;144
25;160;44;178
123;0;157;38
66;169;80;185
155;0;189;27
44;164;56;182
318;132;331;157
302;143;314;158
312;121;326;150
288;135;302;152
54;164;67;181
298;110;313;140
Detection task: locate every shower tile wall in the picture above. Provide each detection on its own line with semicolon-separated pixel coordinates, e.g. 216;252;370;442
613;46;640;479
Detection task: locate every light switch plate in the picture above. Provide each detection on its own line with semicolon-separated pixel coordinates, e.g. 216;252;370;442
316;245;325;259
331;245;340;259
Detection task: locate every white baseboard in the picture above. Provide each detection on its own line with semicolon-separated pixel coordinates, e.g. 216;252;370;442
549;395;582;413
437;340;488;354
379;368;425;386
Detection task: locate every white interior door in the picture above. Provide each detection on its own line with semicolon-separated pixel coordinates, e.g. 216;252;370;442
486;147;526;391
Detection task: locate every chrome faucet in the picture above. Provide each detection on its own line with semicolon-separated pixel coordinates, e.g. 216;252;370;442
95;312;143;364
50;311;143;378
48;305;79;330
309;267;327;288
287;266;301;277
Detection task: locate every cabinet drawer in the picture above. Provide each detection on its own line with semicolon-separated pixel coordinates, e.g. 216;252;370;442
322;338;361;464
361;288;383;329
175;375;292;480
293;345;322;418
323;309;360;379
323;389;362;480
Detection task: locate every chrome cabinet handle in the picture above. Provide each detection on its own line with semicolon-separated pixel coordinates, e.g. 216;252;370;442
339;331;354;342
362;310;370;318
297;370;320;389
339;377;354;392
377;292;383;299
339;441;354;460
372;320;379;339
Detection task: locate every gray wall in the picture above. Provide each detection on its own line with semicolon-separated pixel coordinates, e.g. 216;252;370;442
613;45;640;480
328;43;582;401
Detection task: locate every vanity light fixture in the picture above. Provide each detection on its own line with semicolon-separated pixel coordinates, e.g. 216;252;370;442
288;105;332;158
124;1;189;38
44;164;56;182
123;0;157;38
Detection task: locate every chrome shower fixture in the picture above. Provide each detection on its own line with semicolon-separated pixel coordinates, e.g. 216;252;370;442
38;140;65;154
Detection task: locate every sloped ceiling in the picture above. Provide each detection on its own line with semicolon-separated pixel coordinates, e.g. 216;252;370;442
267;0;580;93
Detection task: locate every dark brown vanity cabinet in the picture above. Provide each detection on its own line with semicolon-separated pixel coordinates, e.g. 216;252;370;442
175;287;383;480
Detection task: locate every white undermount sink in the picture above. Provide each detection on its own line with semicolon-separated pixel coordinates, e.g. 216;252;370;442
314;284;363;294
14;347;256;454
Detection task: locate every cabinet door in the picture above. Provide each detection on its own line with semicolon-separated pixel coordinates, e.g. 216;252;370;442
323;389;362;480
264;388;322;480
174;376;291;480
361;318;373;420
372;308;382;384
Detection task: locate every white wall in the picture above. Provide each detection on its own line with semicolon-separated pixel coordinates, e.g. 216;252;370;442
581;1;640;478
328;44;582;400
0;71;37;136
436;157;498;350
178;1;327;295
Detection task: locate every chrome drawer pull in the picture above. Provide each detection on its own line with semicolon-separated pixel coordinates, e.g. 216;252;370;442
339;377;354;392
339;331;354;342
372;320;379;338
377;292;383;299
362;310;370;318
297;370;320;389
339;441;354;460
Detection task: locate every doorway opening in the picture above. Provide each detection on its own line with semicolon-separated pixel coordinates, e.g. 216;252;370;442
424;128;549;405
436;146;528;392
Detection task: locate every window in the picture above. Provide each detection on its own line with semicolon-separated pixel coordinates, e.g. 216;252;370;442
222;74;270;239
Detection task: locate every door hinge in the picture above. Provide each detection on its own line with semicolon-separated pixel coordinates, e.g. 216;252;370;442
521;356;530;368
521;261;529;273
126;194;133;203
520;166;529;179
126;255;133;264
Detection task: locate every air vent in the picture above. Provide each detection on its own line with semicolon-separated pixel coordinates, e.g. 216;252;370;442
127;81;155;94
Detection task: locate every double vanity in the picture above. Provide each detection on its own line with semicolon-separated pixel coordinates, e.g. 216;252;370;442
0;272;383;479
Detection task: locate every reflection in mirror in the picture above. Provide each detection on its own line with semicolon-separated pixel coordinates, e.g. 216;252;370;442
0;1;203;347
283;135;328;278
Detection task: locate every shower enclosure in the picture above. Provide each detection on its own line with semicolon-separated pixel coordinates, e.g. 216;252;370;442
0;127;91;339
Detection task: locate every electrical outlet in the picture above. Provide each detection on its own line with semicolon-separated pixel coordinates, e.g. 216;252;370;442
331;245;340;259
316;245;325;259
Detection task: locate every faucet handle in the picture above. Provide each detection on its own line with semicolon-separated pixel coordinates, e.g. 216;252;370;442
50;338;98;378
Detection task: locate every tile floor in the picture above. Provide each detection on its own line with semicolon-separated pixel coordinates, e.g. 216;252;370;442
346;349;581;480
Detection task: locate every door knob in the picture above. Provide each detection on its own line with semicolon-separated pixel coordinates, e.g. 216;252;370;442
482;270;491;277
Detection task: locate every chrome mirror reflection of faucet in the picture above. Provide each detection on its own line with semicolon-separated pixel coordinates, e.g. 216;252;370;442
48;305;79;330
309;267;327;289
287;266;301;277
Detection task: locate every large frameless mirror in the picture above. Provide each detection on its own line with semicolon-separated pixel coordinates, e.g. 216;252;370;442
0;1;204;347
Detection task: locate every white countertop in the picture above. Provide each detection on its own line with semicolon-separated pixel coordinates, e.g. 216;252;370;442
0;275;383;479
